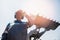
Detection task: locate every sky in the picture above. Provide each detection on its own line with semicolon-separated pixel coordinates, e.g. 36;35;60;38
0;0;60;40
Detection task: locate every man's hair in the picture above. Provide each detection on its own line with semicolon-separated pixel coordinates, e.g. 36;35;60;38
14;10;24;18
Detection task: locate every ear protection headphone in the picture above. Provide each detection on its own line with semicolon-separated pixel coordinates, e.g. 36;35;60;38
14;14;16;18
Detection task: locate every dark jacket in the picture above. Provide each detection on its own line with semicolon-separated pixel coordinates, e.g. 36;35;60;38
2;20;27;40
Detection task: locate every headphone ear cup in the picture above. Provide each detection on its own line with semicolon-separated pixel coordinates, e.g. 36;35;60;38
15;15;16;18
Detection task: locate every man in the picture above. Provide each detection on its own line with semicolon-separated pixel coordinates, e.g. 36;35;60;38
1;10;33;40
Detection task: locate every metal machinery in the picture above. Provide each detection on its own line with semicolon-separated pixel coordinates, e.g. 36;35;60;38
29;16;60;40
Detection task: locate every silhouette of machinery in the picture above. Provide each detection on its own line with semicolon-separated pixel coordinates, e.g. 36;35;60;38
29;16;60;40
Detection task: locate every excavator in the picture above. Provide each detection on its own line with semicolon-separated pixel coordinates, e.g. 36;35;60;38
29;16;60;40
24;13;60;40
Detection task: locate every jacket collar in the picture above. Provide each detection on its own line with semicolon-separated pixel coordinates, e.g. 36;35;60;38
14;20;22;23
